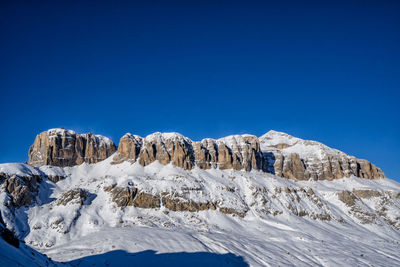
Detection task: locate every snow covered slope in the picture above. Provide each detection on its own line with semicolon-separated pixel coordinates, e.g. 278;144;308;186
0;159;399;266
0;235;64;267
0;130;399;266
0;213;64;266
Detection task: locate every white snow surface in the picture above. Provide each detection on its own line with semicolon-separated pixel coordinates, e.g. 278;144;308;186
217;134;257;146
46;128;114;145
0;157;399;266
0;236;61;267
0;163;41;177
260;130;348;160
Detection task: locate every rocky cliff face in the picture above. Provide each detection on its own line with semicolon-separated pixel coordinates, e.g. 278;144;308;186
1;129;397;266
28;128;385;181
195;135;264;171
113;132;195;170
113;130;383;180
113;133;264;172
28;128;117;167
260;130;385;180
0;172;41;208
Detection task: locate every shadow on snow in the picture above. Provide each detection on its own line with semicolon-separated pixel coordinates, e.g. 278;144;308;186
68;249;249;267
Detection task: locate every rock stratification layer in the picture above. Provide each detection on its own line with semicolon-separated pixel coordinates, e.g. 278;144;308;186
113;133;264;172
260;130;385;180
28;128;117;167
28;128;385;180
113;130;384;180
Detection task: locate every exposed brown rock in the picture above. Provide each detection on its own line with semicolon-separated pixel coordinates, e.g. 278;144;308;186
104;186;248;217
135;133;194;170
27;128;385;181
281;154;307;181
161;193;216;212
306;188;315;196
260;130;385;181
194;135;264;172
114;133;264;172
338;190;357;206
227;135;264;171
353;189;382;199
28;128;116;167
0;173;41;208
104;184;137;207
113;134;143;163
336;190;400;226
217;143;233;170
47;175;65;183
218;207;248;218
270;186;335;221
56;188;87;206
193;142;211;169
133;192;161;209
104;184;160;208
194;139;219;169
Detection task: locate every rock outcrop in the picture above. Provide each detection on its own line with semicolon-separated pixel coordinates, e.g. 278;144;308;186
112;130;383;181
0;172;41;208
137;133;194;170
113;133;264;172
104;185;247;216
104;184;137;207
194;135;264;171
28;128;117;167
56;188;88;206
260;130;385;180
161;192;217;212
27;128;385;181
104;184;161;209
113;132;195;170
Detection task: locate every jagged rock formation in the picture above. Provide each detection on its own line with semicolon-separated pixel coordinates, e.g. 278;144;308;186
113;133;264;172
56;188;88;206
28;128;117;167
336;189;400;229
162;194;217;213
104;184;137;207
137;133;194;170
104;185;248;217
1;128;399;266
114;132;195;170
27;128;385;181
195;135;264;171
113;130;384;180
104;184;161;208
0;172;41;208
260;130;385;180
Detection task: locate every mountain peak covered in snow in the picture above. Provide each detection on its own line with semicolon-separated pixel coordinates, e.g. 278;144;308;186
28;129;117;167
0;128;398;266
28;128;385;181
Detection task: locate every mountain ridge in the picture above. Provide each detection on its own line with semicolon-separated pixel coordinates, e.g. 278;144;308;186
0;128;398;266
28;128;385;181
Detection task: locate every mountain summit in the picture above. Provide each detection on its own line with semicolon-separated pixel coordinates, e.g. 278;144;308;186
28;128;384;180
0;128;398;266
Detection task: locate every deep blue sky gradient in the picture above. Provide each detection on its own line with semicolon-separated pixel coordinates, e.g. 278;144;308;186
1;1;399;180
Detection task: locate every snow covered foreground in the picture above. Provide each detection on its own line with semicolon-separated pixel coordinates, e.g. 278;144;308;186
0;157;400;266
0;229;57;267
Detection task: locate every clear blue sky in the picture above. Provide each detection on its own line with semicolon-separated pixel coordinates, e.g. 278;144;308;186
1;1;399;180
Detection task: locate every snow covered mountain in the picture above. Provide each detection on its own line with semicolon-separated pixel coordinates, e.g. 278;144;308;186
0;128;399;266
0;214;62;266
